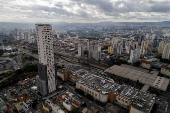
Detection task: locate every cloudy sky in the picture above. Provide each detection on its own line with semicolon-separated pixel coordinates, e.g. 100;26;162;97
0;0;170;23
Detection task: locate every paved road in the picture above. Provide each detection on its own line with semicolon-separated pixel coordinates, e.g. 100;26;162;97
65;84;108;113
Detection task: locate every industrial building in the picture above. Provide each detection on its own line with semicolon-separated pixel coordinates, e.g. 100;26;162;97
76;70;155;113
105;64;169;91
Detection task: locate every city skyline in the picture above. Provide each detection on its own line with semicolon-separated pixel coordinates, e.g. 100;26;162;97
1;0;170;23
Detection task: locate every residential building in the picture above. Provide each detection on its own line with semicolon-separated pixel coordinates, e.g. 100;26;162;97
92;45;101;61
116;42;123;55
24;32;29;42
140;40;153;56
111;37;119;47
36;24;57;96
128;48;140;64
158;41;166;54
29;36;36;44
162;43;170;60
57;69;71;81
78;45;84;57
125;40;139;54
108;46;114;54
87;40;92;58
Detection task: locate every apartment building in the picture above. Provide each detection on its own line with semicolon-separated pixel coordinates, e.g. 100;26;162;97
36;24;57;96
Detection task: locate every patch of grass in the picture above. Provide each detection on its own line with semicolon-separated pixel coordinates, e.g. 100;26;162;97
55;59;60;62
21;54;31;63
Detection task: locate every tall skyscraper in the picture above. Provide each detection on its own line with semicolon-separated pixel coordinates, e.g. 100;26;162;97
78;45;84;57
108;45;114;54
162;43;170;60
87;40;92;58
92;45;101;61
36;24;57;96
158;41;166;54
116;42;123;55
140;40;153;56
24;32;30;42
128;48;140;64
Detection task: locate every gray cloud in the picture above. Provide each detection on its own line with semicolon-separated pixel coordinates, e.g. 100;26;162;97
0;0;170;22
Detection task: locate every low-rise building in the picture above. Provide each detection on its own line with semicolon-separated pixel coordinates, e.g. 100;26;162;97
76;73;155;113
43;104;52;112
70;74;78;83
15;103;23;113
140;60;152;69
161;65;170;77
57;69;71;81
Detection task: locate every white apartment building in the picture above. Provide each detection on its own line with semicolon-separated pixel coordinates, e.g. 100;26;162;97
158;41;166;54
78;45;84;57
128;48;140;64
36;24;57;96
92;45;101;61
87;40;92;58
162;43;170;60
24;32;30;42
140;40;153;56
116;43;123;54
111;37;119;47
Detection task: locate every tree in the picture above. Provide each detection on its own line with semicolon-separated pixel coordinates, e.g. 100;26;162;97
82;103;86;107
32;99;38;109
0;50;4;56
136;80;139;86
70;109;79;113
126;78;130;84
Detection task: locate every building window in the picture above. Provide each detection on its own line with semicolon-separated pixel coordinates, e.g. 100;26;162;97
95;94;97;96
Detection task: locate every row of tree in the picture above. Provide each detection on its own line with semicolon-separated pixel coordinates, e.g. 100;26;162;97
0;64;38;89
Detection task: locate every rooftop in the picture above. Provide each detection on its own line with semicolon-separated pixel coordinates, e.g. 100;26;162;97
105;64;169;91
77;68;155;112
